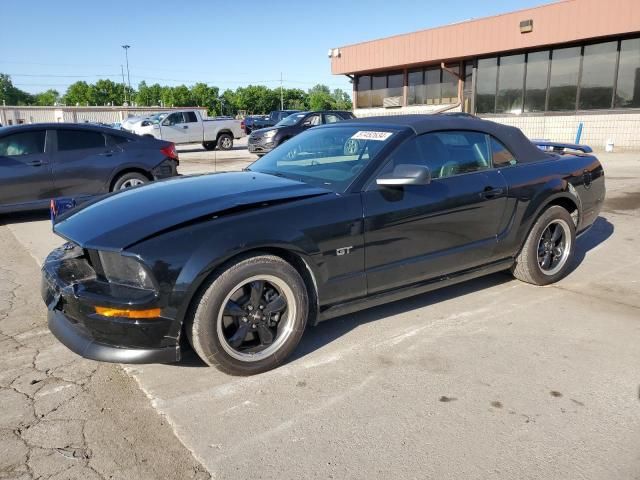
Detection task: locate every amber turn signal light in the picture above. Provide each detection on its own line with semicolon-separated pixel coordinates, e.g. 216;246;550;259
94;307;161;319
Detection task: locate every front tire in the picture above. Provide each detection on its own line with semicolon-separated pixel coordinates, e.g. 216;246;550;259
188;255;308;375
512;205;576;285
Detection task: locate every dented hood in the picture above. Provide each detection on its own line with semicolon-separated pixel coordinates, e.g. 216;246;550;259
53;171;331;251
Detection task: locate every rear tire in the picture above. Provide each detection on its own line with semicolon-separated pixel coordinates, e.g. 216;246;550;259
217;133;233;150
111;172;148;191
187;255;308;375
203;142;216;151
511;205;576;285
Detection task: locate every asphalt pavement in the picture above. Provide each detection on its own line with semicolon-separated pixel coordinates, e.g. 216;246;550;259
2;143;639;479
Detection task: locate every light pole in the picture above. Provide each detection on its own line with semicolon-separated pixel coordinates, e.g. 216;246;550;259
121;45;132;104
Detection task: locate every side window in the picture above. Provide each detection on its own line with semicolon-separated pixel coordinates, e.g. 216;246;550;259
57;130;105;151
164;113;185;126
324;114;341;124
0;131;46;157
303;114;321;126
375;137;423;178
490;137;517;167
106;134;129;147
416;131;490;179
185;111;198;123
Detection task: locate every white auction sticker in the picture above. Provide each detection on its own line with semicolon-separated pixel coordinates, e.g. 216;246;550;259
350;131;393;141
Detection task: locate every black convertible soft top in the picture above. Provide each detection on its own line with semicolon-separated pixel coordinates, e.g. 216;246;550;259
338;114;549;164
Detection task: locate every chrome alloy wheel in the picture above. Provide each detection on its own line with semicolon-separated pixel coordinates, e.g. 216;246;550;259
217;275;295;362
537;219;572;276
219;136;233;149
119;178;145;189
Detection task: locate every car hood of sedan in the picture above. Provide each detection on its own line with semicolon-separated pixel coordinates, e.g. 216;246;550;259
53;171;332;251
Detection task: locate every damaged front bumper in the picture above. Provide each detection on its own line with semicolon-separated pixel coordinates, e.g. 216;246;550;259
41;243;180;364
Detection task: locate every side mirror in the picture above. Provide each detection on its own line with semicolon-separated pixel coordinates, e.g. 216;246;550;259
141;120;150;127
376;164;431;186
161;120;170;126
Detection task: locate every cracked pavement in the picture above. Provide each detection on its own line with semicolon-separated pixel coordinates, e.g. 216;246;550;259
0;226;210;480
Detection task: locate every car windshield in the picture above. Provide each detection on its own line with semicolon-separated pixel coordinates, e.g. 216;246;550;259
249;126;398;193
275;113;306;127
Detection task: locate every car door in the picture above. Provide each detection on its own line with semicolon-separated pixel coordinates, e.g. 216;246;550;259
51;128;119;197
362;130;508;294
0;128;53;208
183;111;202;142
159;112;191;143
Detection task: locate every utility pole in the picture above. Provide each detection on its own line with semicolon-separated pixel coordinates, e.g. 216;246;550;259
121;65;127;104
122;45;132;103
280;72;284;110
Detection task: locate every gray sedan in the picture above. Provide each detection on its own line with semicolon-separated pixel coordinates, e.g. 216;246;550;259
0;123;179;213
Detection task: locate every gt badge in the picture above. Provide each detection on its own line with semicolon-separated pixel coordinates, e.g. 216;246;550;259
336;246;353;256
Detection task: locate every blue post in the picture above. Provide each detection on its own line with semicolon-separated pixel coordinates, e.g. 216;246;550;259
575;122;583;144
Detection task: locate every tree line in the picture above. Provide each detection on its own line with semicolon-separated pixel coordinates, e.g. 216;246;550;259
0;74;352;115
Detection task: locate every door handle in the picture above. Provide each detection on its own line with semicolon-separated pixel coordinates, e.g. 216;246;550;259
480;187;504;199
182;125;188;129
27;160;44;166
98;150;114;157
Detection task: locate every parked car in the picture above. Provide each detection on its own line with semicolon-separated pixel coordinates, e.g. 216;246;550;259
252;110;302;130
243;115;266;135
248;110;355;156
42;115;604;375
131;109;244;151
0;123;179;213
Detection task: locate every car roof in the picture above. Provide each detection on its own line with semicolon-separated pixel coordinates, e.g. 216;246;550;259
0;122;138;138
322;114;549;163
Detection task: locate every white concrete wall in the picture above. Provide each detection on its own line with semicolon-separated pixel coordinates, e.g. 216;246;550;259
353;106;640;151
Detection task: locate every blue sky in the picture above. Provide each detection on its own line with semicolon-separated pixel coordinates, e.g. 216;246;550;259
2;0;546;96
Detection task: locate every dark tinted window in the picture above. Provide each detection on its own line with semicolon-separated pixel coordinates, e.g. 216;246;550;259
0;130;46;156
579;41;617;109
164;112;185;125
382;131;490;180
476;58;498;113
524;51;550;112
615;38;640;108
548;47;580;111
408;70;424;105
496;54;525;113
57;130;105;151
387;72;404;98
356;75;371;108
490;137;517;167
371;74;386;107
185;111;198;122
441;64;459;102
106;134;129;146
425;68;441;104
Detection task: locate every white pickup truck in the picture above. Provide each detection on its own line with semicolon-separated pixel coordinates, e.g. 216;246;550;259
131;110;244;151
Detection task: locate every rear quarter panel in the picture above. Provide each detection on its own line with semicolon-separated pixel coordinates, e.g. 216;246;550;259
495;153;605;258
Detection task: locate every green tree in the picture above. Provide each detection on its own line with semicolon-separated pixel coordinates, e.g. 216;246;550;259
331;88;352;110
34;89;59;106
136;81;163;106
308;84;333;110
170;85;194;106
90;79;124;106
234;85;280;113
0;74;33;105
63;81;92;106
191;83;219;110
282;88;308;110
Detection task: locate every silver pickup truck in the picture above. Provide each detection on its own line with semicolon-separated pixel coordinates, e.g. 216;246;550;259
131;110;244;150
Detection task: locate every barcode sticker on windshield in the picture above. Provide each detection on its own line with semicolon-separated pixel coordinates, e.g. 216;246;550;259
350;131;393;141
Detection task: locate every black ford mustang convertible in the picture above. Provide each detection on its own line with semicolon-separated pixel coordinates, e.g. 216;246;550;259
42;115;605;375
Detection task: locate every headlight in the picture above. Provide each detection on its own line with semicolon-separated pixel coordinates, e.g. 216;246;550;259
263;130;276;139
98;251;155;290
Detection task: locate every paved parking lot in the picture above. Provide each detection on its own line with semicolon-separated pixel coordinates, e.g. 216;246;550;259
2;143;639;479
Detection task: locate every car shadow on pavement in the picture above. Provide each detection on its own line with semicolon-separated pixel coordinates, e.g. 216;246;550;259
0;210;50;225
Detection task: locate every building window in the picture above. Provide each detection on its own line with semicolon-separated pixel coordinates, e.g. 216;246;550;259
407;65;459;106
476;58;498;113
548;46;581;111
462;61;474;113
356;75;371;108
579;41;617;110
524;50;549;112
615;38;640;108
496;54;525;113
356;72;403;108
408;70;425;105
